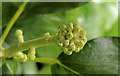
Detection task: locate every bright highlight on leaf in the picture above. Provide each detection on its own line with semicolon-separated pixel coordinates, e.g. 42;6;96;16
57;21;87;55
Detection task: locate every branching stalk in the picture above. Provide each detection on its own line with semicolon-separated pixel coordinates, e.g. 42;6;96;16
3;21;87;58
4;35;58;57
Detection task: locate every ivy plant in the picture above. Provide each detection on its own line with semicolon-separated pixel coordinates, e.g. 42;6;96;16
0;1;119;76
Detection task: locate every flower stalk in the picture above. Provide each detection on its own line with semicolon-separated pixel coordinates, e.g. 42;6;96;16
4;34;57;57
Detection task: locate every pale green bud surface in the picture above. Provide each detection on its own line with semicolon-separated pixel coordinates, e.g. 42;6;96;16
67;22;73;31
74;47;80;53
66;32;73;40
18;35;24;43
28;47;36;60
15;52;27;62
66;51;72;55
60;24;66;30
15;29;24;43
69;43;75;51
63;40;69;47
63;48;68;54
57;42;63;47
80;30;86;36
44;32;50;40
23;54;27;62
15;29;23;37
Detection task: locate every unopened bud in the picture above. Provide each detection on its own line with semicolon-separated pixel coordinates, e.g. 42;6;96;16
82;37;87;43
15;29;23;37
63;48;68;54
77;40;85;47
60;24;66;30
18;35;24;43
67;22;73;31
66;51;72;55
44;33;50;40
80;30;86;36
69;43;75;51
28;47;36;60
57;42;63;47
63;40;69;47
73;26;80;34
66;32;73;40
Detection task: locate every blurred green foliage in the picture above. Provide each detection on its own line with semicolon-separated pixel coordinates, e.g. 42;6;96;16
1;2;118;74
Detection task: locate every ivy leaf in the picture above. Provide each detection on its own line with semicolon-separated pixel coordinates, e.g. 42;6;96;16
2;2;88;26
24;2;88;15
51;37;119;74
6;59;18;74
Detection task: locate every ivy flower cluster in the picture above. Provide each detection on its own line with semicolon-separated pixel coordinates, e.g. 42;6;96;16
3;21;87;61
57;22;87;55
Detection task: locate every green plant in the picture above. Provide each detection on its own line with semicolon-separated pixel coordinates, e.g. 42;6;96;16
0;1;119;75
3;21;87;58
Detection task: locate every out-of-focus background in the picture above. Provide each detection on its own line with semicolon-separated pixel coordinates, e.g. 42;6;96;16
1;1;119;74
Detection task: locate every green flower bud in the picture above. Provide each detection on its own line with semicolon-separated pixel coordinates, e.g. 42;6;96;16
15;29;23;37
23;54;27;62
74;45;83;53
63;40;69;47
77;40;85;47
80;30;86;36
74;47;80;52
60;30;67;36
16;52;24;58
15;29;24;43
15;52;27;62
69;43;75;51
60;24;66;30
28;47;36;60
66;32;73;40
66;51;72;55
57;42;63;47
57;36;64;42
72;36;77;41
67;22;73;31
44;32;50;40
18;35;24;43
62;48;68;54
82;37;87;43
73;21;80;27
73;26;80;34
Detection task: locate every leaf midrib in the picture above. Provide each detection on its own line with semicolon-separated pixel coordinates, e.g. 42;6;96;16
61;61;118;65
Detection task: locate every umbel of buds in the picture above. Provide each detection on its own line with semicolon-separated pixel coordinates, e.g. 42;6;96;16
57;21;87;55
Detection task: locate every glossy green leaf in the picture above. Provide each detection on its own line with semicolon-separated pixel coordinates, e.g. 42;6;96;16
6;59;18;74
2;2;87;27
51;37;119;74
25;2;88;15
